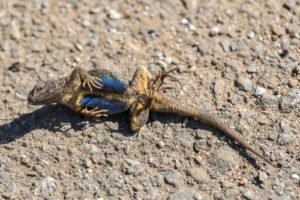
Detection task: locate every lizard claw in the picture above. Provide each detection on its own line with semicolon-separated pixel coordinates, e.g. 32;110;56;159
82;76;103;92
81;107;108;117
149;67;179;94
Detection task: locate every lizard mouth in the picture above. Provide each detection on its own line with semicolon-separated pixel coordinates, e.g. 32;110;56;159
28;85;42;105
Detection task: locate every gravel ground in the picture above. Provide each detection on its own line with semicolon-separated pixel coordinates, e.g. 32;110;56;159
0;0;299;199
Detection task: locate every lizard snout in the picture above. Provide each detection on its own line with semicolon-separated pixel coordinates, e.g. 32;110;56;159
28;83;45;104
28;87;37;104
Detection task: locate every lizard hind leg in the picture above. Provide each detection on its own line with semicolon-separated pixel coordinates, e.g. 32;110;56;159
150;67;179;93
130;99;150;133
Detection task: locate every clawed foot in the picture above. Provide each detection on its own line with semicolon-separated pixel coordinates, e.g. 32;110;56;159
82;76;103;92
81;107;108;117
149;67;180;93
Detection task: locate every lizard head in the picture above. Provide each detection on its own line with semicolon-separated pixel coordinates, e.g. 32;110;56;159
28;79;64;105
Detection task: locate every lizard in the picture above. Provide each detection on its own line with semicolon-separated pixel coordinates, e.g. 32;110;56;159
28;66;276;167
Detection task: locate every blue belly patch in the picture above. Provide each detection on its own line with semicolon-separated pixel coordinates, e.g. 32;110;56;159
99;76;127;92
80;95;127;114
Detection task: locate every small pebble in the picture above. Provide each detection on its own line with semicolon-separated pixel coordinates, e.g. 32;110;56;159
278;132;294;145
83;159;93;168
239;178;249;185
230;42;239;52
108;9;123;20
291;174;299;180
164;170;182;187
209;26;220;36
156;141;165;149
246;66;258;74
168;188;202;200
41;177;57;193
164;57;173;64
236;77;253;92
181;18;189;25
268;132;278;141
15;92;27;100
258;171;268;183
243;190;255;200
247;31;255;38
255;87;266;96
188;167;211;183
288;79;298;88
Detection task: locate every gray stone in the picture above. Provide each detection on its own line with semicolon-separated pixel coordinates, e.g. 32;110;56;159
174;131;194;148
194;139;207;152
164;170;182;187
243;190;255;200
220;40;231;52
209;146;238;171
156;141;165;149
256;94;279;110
209;26;220;37
107;9;123;20
291;174;299;180
221;180;235;188
180;18;189;25
278;132;294;145
287;24;300;38
236;77;253;92
197;42;210;55
246;66;258;74
214;79;227;104
168;188;202;200
251;43;263;56
247;31;255;38
273;194;292;200
41;177;57;193
280;89;300;113
121;159;143;176
283;0;296;10
230;42;239;52
268;132;278;141
255;87;266;96
188;167;211;183
150;175;163;187
224;188;240;199
82;144;99;155
143;188;160;200
83;159;93;168
258;171;268;183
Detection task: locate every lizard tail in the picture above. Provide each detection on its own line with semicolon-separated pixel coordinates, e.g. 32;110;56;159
150;94;276;167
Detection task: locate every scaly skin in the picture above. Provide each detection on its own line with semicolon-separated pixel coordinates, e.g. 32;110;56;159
28;66;276;167
150;94;275;167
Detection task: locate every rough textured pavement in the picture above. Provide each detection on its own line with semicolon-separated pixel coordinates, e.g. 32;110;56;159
0;0;299;199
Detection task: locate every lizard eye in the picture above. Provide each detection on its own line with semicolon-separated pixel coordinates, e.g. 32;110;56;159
34;85;43;93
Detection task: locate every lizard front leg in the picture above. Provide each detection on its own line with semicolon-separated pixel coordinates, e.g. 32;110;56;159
80;107;109;117
69;67;103;92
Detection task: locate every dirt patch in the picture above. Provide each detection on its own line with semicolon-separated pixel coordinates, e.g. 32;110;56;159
0;0;299;199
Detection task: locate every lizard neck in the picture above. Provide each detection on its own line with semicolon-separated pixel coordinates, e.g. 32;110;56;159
46;78;67;103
